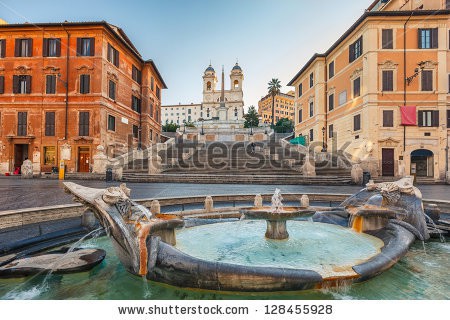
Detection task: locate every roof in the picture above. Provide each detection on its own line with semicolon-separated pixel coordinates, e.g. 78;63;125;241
287;9;450;86
0;20;167;88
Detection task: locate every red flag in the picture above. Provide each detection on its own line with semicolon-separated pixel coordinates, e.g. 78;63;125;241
400;106;416;126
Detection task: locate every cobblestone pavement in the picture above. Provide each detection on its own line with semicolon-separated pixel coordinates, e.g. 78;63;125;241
0;177;449;211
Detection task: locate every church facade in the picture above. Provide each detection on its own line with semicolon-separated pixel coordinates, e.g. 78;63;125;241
201;63;245;122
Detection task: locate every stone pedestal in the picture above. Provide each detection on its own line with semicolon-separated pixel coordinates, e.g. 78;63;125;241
300;195;309;208
351;164;363;185
92;145;108;174
21;159;33;178
254;194;263;208
302;155;316;176
204;196;214;212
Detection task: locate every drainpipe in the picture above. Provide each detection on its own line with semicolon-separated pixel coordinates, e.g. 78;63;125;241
61;23;70;141
324;57;328;152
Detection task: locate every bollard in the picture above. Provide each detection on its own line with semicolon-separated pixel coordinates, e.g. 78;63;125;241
300;195;310;208
254;194;263;208
204;196;214;212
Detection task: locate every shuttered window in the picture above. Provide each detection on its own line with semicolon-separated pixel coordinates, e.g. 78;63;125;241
353;77;361;97
76;38;95;56
382;29;393;49
349;36;363;62
298;83;303;97
421;70;433;91
354;114;361;131
107;43;119;67
328;124;334;139
132;65;142;84
149;99;154;117
418;28;438;49
45;112;55;136
107;115;116;131
298;109;303;123
447;110;450;128
328;94;334;111
79;112;90;136
418;110;439;127
382;70;394;91
309;72;314;88
13;75;31;94
80;74;90;94
46;75;56;94
156;86;160;99
328;61;335;79
17;112;27;136
15;38;32;57
108;80;116;100
383;110;394;127
150;77;154;91
43;38;61;57
0;39;5;58
0;76;4;94
309;101;314;117
309;129;314;142
132;96;141;113
132;125;139;139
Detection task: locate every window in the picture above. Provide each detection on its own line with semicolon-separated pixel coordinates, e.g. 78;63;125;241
309;101;314;117
132;65;142;84
108;80;116;100
150;77;154;91
43;38;61;57
46;75;56;94
132;96;141;113
353;114;361;131
353;77;361;97
17;112;27;136
107;44;119;67
156;86;161;99
43;146;56;166
149;99;154;117
339;90;347;106
328;124;334;138
0;39;5;58
298;83;303;97
328;94;334;111
77;38;95;56
418;28;438;49
349;36;363;62
421;70;433;91
13;75;31;94
309;72;314;88
0;76;4;94
448;74;450;93
382;70;394;91
15;38;32;57
447;110;450;128
80;74;90;94
79;111;90;136
418;110;439;127
447;0;450;9
383;110;394;127
382;29;393;49
309;129;314;142
132;125;139;139
206;81;211;90
45;111;55;136
328;61;335;79
107;115;116;131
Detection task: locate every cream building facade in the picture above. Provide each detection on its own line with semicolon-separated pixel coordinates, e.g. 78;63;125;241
161;103;202;125
288;0;450;182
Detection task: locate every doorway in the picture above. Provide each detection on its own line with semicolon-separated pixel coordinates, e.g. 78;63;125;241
14;144;29;170
411;149;434;177
381;148;395;176
78;147;91;172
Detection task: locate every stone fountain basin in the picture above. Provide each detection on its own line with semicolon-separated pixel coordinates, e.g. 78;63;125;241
240;207;316;220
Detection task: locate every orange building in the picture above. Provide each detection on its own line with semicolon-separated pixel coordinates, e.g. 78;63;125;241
0;21;166;174
288;0;450;182
258;91;295;124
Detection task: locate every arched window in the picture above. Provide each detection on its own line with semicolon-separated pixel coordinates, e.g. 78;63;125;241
206;81;211;90
234;80;239;89
207;108;210;118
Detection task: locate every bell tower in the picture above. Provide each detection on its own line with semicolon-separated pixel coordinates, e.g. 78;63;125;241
230;62;243;92
202;64;217;93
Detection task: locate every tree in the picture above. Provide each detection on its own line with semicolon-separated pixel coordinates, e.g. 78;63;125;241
162;120;179;132
267;78;281;128
274;117;294;133
244;106;259;128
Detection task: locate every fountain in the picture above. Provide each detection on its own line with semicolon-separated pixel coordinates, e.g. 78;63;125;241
240;188;315;240
58;176;434;293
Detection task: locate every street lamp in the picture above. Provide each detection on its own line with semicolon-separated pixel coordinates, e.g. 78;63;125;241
198;117;205;135
321;126;327;152
182;120;186;134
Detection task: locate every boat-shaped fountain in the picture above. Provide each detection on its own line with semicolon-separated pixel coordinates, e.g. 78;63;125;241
62;177;429;292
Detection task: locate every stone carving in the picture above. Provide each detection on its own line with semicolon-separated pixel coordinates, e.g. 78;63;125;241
254;194;263;208
204;196;214;212
300;195;310;208
150;200;161;215
103;184;132;218
20;159;33;178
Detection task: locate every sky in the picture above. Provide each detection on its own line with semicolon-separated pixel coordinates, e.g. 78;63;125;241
0;0;370;109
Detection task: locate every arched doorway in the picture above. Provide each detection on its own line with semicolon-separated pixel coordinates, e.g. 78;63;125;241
411;149;434;177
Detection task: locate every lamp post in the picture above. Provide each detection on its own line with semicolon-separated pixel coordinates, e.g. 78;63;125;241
321;126;327;152
182;120;186;134
199;117;205;135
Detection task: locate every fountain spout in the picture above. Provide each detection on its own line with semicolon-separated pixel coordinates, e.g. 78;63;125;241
271;188;284;213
